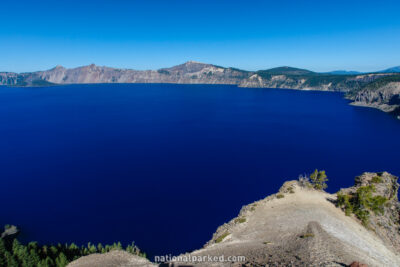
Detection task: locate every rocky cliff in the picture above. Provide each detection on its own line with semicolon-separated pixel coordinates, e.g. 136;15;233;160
347;76;400;117
68;172;400;267
0;61;250;87
1;61;400;117
239;72;389;92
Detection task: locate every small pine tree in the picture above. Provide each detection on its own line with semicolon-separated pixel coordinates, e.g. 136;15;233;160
55;252;69;267
97;243;103;253
42;245;48;256
29;248;41;266
69;243;78;250
89;244;97;254
28;241;38;250
310;169;328;190
45;256;54;266
5;251;19;267
50;246;58;257
12;239;21;255
37;259;50;267
0;238;6;255
0;239;6;266
18;247;31;267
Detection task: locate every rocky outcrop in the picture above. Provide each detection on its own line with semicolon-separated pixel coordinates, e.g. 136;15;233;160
239;72;391;92
184;176;400;267
350;81;400;115
67;172;400;267
0;225;19;239
337;172;400;253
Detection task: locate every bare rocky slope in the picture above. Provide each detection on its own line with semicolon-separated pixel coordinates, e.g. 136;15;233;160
1;61;400;117
0;61;250;87
68;172;400;267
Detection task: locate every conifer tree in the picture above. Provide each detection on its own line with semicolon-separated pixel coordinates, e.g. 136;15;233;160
310;169;328;190
55;252;69;267
0;239;6;266
5;251;19;267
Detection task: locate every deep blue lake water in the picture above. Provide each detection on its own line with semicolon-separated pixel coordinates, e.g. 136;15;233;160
0;83;399;257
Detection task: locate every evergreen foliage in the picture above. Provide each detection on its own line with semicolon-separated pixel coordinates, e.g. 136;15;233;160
0;234;145;267
309;169;328;190
336;184;388;226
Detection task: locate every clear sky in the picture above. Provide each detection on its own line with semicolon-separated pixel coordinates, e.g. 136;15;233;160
1;0;400;73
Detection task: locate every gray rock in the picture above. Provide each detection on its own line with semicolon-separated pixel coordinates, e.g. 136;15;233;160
1;225;19;239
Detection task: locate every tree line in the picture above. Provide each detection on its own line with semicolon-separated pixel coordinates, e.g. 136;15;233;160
0;233;146;267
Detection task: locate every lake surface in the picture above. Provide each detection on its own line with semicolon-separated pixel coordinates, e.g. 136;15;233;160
0;83;399;257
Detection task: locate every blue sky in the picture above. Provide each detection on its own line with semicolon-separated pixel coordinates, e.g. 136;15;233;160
1;0;400;72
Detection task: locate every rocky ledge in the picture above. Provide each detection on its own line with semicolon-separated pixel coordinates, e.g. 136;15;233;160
68;172;400;267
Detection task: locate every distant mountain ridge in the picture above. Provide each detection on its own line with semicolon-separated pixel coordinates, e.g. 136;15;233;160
1;61;399;88
1;61;400;118
0;61;250;87
257;66;315;75
325;66;400;75
325;70;362;75
379;66;400;73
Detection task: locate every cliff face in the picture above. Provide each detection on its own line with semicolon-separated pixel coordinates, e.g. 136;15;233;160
2;61;400;117
350;80;400;115
67;172;400;267
239;72;391;92
0;61;250;86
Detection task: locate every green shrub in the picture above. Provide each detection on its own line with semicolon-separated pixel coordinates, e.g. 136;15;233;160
369;195;387;215
337;192;353;216
354;208;370;226
299;233;314;238
234;218;246;224
276;194;285;199
215;232;230;243
336;185;387;226
371;176;383;184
